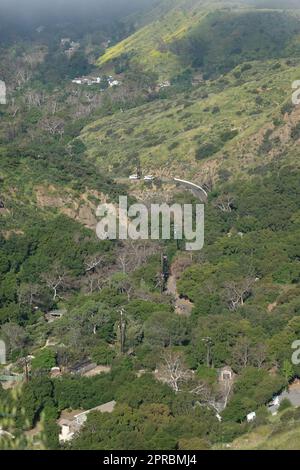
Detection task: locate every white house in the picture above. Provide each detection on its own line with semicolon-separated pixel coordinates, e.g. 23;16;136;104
144;175;155;182
58;401;116;443
159;80;171;89
72;79;83;85
72;77;102;86
108;76;120;87
108;80;120;87
155;81;171;92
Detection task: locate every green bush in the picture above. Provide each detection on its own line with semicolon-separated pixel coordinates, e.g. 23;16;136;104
31;349;56;372
91;342;116;366
195;142;219;160
280;409;295;423
278;398;292;413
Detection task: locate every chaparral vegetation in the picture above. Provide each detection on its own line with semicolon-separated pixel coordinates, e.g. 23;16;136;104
0;0;300;451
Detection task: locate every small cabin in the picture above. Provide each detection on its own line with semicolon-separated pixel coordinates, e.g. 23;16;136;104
45;309;66;323
218;366;234;383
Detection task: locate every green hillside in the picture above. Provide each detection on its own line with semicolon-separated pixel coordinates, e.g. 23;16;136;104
216;407;300;450
84;1;300;183
171;9;300;76
97;1;300;79
82;57;300;180
97;1;254;78
1;0;300;452
97;0;209;79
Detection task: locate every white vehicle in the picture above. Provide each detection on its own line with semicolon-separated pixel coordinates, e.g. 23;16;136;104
144;175;155;181
246;412;256;423
129;174;140;180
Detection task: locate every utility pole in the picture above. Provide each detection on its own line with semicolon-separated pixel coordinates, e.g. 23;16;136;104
22;356;30;383
136;157;142;179
119;308;126;355
161;254;169;292
202;337;213;368
174;227;180;250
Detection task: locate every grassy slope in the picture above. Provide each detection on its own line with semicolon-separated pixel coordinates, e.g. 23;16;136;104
97;1;300;79
97;0;244;79
219;424;300;450
83;3;300;181
81;58;300;180
217;417;300;450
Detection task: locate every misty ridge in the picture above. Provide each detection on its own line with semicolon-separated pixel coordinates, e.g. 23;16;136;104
2;0;300;25
0;0;162;43
0;0;159;28
1;0;300;32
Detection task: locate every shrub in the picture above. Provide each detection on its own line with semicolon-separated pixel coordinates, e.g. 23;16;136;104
91;342;116;366
280;409;295;423
31;349;56;372
195;142;219;160
220;129;238;142
211;106;220;114
178;438;210;450
291;123;300;141
168;142;180;151
278;398;292;412
219;422;247;443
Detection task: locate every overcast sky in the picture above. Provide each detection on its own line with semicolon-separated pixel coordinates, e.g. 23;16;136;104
0;0;158;24
1;0;299;26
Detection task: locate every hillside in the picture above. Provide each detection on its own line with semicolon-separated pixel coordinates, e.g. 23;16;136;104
216;407;300;450
81;1;300;184
1;0;300;453
82;57;300;181
97;1;300;79
97;0;210;79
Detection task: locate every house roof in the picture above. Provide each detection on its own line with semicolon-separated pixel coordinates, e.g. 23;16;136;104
58;409;83;423
58;401;116;426
74;400;116;419
219;365;233;371
48;309;66;316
